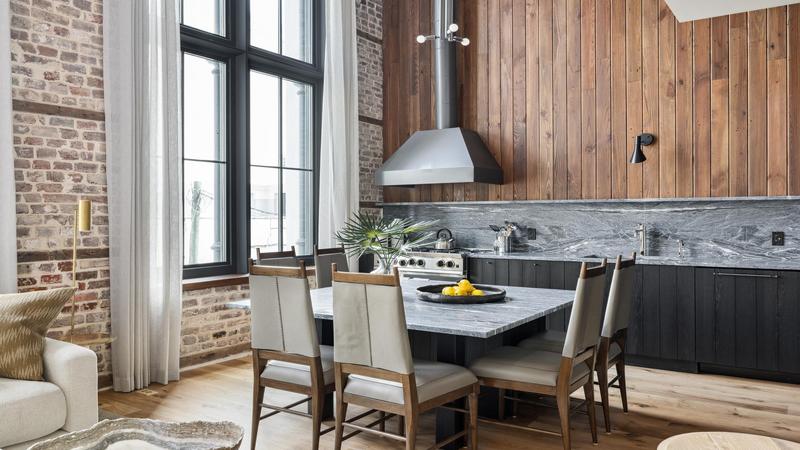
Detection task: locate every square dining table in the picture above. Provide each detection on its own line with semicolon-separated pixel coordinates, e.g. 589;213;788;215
311;278;575;449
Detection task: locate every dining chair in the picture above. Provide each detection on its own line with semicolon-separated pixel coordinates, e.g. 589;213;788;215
468;260;608;450
313;245;349;289
330;264;480;450
518;254;636;432
249;260;334;450
255;246;298;267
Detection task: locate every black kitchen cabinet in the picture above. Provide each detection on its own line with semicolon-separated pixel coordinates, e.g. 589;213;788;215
696;268;800;377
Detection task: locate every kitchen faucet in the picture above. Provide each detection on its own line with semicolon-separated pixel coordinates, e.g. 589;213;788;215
635;223;647;256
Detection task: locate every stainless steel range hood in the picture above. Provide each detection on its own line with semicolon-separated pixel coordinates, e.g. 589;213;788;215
375;0;502;187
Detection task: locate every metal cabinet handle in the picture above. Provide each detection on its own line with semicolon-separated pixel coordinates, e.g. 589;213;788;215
713;272;779;279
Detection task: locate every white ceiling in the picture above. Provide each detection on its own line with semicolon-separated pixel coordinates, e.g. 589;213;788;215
665;0;800;22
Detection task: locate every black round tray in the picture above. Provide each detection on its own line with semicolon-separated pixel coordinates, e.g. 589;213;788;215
416;284;507;304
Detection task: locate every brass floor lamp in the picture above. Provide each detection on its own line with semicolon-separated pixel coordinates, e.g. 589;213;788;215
67;199;113;346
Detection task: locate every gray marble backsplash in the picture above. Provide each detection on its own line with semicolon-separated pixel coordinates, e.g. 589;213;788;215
383;197;800;270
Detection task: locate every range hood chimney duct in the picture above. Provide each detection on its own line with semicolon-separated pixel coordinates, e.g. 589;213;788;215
376;0;502;187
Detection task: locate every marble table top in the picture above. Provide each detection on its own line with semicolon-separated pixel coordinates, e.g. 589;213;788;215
310;278;575;338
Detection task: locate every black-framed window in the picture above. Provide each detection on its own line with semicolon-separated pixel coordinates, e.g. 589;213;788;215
180;0;323;279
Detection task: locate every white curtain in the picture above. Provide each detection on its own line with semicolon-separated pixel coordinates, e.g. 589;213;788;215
0;0;16;294
318;0;360;251
105;0;183;392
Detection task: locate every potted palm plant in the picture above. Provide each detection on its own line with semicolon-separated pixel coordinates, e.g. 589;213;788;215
335;212;437;274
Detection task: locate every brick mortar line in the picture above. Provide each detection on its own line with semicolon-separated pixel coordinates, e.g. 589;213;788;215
357;29;382;45
12;99;105;121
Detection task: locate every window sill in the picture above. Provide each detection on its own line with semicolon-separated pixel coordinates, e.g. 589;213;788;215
183;274;249;291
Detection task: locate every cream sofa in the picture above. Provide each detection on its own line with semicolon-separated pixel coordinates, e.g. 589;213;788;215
0;338;98;449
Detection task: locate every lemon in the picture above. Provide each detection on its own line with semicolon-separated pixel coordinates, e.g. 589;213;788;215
455;287;470;296
457;279;474;293
441;286;457;296
472;289;485;296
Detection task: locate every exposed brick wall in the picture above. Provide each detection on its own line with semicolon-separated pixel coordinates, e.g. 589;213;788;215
181;285;251;367
9;0;111;385
357;0;383;207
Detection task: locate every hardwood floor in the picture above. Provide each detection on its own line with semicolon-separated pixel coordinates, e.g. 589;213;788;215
99;357;800;449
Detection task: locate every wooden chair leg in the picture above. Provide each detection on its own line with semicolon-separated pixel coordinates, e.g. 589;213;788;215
469;387;479;450
596;366;612;433
404;408;418;450
310;391;324;450
616;359;629;413
556;390;571;450
250;384;264;450
498;388;506;420
583;380;598;444
334;396;348;450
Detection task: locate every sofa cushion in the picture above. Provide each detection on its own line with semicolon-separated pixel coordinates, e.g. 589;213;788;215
0;287;75;380
0;378;67;447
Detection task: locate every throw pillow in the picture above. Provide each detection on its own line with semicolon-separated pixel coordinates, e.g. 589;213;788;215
0;287;76;381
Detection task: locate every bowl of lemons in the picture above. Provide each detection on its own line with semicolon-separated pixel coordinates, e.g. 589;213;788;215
416;279;507;304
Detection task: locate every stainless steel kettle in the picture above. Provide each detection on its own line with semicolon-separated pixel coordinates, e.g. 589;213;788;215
434;228;455;250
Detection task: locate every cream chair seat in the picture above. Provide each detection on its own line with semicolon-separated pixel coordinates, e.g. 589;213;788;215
518;330;622;361
344;359;477;404
262;345;335;387
469;347;591;387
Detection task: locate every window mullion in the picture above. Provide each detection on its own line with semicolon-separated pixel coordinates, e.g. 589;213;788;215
277;77;284;251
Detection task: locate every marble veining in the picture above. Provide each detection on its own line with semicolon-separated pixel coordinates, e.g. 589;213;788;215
383;198;800;271
310;278;575;338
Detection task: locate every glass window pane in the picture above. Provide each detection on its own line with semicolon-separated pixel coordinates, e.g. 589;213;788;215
181;0;225;36
251;167;281;257
250;71;280;167
184;54;226;162
281;0;313;63
283;169;313;254
184;161;227;265
249;0;280;54
250;0;313;64
282;79;312;169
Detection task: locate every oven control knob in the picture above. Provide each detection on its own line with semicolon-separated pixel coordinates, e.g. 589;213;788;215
399;259;407;266
446;261;455;268
437;260;445;267
417;259;425;267
407;258;415;266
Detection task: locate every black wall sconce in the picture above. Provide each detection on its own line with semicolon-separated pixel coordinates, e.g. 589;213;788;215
629;133;656;164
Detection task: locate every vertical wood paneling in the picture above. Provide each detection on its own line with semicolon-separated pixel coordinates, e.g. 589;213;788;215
539;0;555;199
512;0;528;200
790;5;800;196
581;0;596;199
383;2;796;202
729;14;749;197
693;19;712;197
567;0;583;199
526;0;540;199
610;0;627;198
553;0;569;199
675;21;694;197
747;10;767;196
658;1;676;197
710;16;729;197
625;0;643;198
595;0;612;199
642;0;660;198
767;7;787;196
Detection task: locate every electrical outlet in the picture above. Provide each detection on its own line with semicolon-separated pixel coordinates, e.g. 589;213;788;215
772;231;785;246
527;228;537;240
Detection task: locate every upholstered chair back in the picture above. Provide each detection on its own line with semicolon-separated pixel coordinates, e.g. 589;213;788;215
601;254;637;338
249;262;320;358
562;261;608;358
331;266;413;374
313;246;349;289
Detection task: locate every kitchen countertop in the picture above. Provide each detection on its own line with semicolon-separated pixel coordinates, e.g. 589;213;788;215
312;278;574;339
466;251;799;271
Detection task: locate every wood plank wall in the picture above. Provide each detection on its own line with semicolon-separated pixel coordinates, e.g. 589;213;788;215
382;1;800;202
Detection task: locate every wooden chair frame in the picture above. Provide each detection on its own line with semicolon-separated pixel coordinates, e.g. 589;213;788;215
255;246;296;262
331;265;479;450
249;261;333;450
314;244;346;256
477;261;607;450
